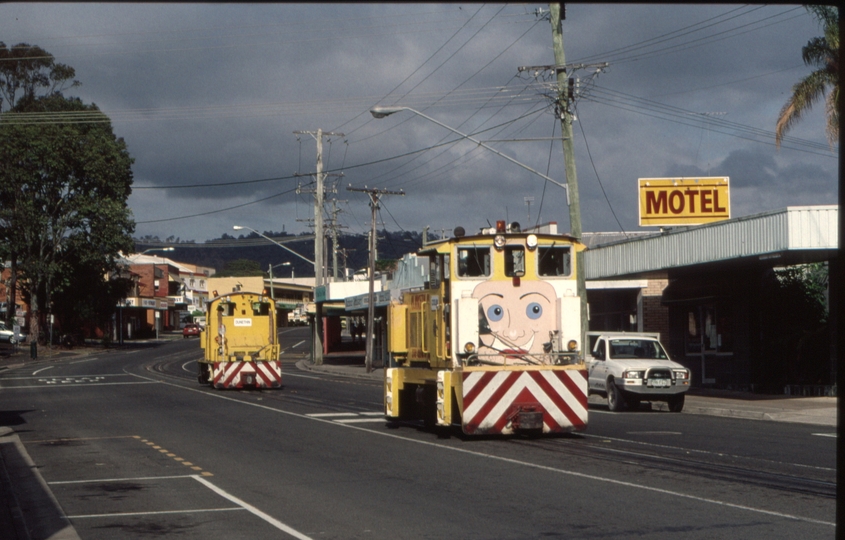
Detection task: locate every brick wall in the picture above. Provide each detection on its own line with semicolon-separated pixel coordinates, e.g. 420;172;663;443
642;272;669;337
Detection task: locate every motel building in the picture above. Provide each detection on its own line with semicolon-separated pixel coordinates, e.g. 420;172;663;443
584;177;837;395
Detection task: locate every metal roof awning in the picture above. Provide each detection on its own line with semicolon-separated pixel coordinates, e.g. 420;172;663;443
585;206;838;280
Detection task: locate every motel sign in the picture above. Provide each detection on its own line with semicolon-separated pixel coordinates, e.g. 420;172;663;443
639;177;730;227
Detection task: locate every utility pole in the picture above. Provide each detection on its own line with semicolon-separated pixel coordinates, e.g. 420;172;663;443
347;185;404;372
549;2;588;352
294;128;343;365
328;198;347;279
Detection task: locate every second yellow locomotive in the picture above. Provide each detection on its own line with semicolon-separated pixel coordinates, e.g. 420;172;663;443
199;291;281;389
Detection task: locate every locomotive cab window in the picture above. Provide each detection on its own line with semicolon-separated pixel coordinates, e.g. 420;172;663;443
252;302;271;316
457;247;491;277
537;246;571;277
216;302;236;316
504;246;525;277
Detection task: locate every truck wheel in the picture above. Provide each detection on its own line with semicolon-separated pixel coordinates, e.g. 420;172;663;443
607;380;625;412
667;394;685;412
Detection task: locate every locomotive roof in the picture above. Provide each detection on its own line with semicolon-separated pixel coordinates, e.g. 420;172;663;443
418;230;582;256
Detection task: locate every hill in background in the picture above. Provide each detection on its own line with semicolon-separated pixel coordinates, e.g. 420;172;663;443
134;230;430;277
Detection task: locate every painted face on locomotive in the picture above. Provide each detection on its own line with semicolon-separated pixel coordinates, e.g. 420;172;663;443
472;278;558;363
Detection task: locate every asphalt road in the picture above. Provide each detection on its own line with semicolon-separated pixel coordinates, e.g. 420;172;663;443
0;327;835;539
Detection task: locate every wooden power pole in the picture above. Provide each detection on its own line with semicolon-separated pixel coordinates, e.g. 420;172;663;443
549;3;589;351
294;128;343;365
347;185;404;372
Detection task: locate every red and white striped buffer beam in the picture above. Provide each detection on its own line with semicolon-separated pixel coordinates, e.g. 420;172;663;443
212;361;282;389
459;369;588;435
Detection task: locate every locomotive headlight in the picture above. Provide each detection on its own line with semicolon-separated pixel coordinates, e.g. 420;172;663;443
494;235;505;250
567;340;578;351
464;342;476;354
526;234;538;250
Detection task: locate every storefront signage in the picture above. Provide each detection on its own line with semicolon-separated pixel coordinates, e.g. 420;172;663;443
639;177;730;226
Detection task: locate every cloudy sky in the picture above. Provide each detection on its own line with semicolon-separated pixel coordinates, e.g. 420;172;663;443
2;3;837;243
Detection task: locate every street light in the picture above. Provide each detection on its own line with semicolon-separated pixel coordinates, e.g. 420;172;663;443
141;247;174;255
267;261;293;302
370;106;569;204
232;226;314;265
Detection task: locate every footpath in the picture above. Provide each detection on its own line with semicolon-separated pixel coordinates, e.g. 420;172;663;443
0;344;838;539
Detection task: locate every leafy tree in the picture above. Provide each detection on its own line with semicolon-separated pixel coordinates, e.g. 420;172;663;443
775;6;839;147
0;42;79;112
758;263;830;389
0;90;134;343
215;259;265;277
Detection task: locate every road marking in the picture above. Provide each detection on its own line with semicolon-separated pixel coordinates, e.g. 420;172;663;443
193;475;314;539
135;372;836;528
307;411;384;424
50;474;196;485
32;366;53;375
812;433;836;438
292;340;305;349
1;381;159;389
68;508;243;519
283;372;322;380
182;360;196;373
626;431;683;435
583;433;836;473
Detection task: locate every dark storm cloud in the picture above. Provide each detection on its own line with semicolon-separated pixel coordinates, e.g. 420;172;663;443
1;3;835;242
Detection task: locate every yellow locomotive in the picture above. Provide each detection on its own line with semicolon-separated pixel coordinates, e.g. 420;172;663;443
198;291;281;389
385;220;588;435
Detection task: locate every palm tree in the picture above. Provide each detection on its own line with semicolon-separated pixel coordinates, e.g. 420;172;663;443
775;5;839;148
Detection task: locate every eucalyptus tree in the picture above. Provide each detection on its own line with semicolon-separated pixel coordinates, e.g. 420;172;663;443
0;45;134;343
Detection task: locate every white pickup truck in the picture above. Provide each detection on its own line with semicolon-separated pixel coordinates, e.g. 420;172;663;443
586;332;690;412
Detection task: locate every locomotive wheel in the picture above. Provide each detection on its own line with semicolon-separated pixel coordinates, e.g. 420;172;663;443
197;363;211;385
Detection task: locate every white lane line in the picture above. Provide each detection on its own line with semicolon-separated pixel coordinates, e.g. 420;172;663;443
32;366;53;375
1;381;159;390
68;507;243;519
133;372;836;528
50;474;196;485
193;475;314;539
307;412;359;418
70;357;104;364
291;340;305;349
334;418;386;424
359;412;384;417
626;431;683;435
182;360;196;373
812;433;836;438
282;372;322;380
1;373;130;381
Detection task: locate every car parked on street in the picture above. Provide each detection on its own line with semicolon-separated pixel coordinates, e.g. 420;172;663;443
586;332;690;412
0;321;25;345
182;323;201;338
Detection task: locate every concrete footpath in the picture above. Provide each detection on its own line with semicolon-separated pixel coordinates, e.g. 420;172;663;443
0;347;837;539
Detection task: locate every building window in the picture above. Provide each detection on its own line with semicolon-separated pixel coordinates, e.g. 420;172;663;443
685;304;732;354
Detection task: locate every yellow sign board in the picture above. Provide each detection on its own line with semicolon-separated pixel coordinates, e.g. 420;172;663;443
638;177;730;227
